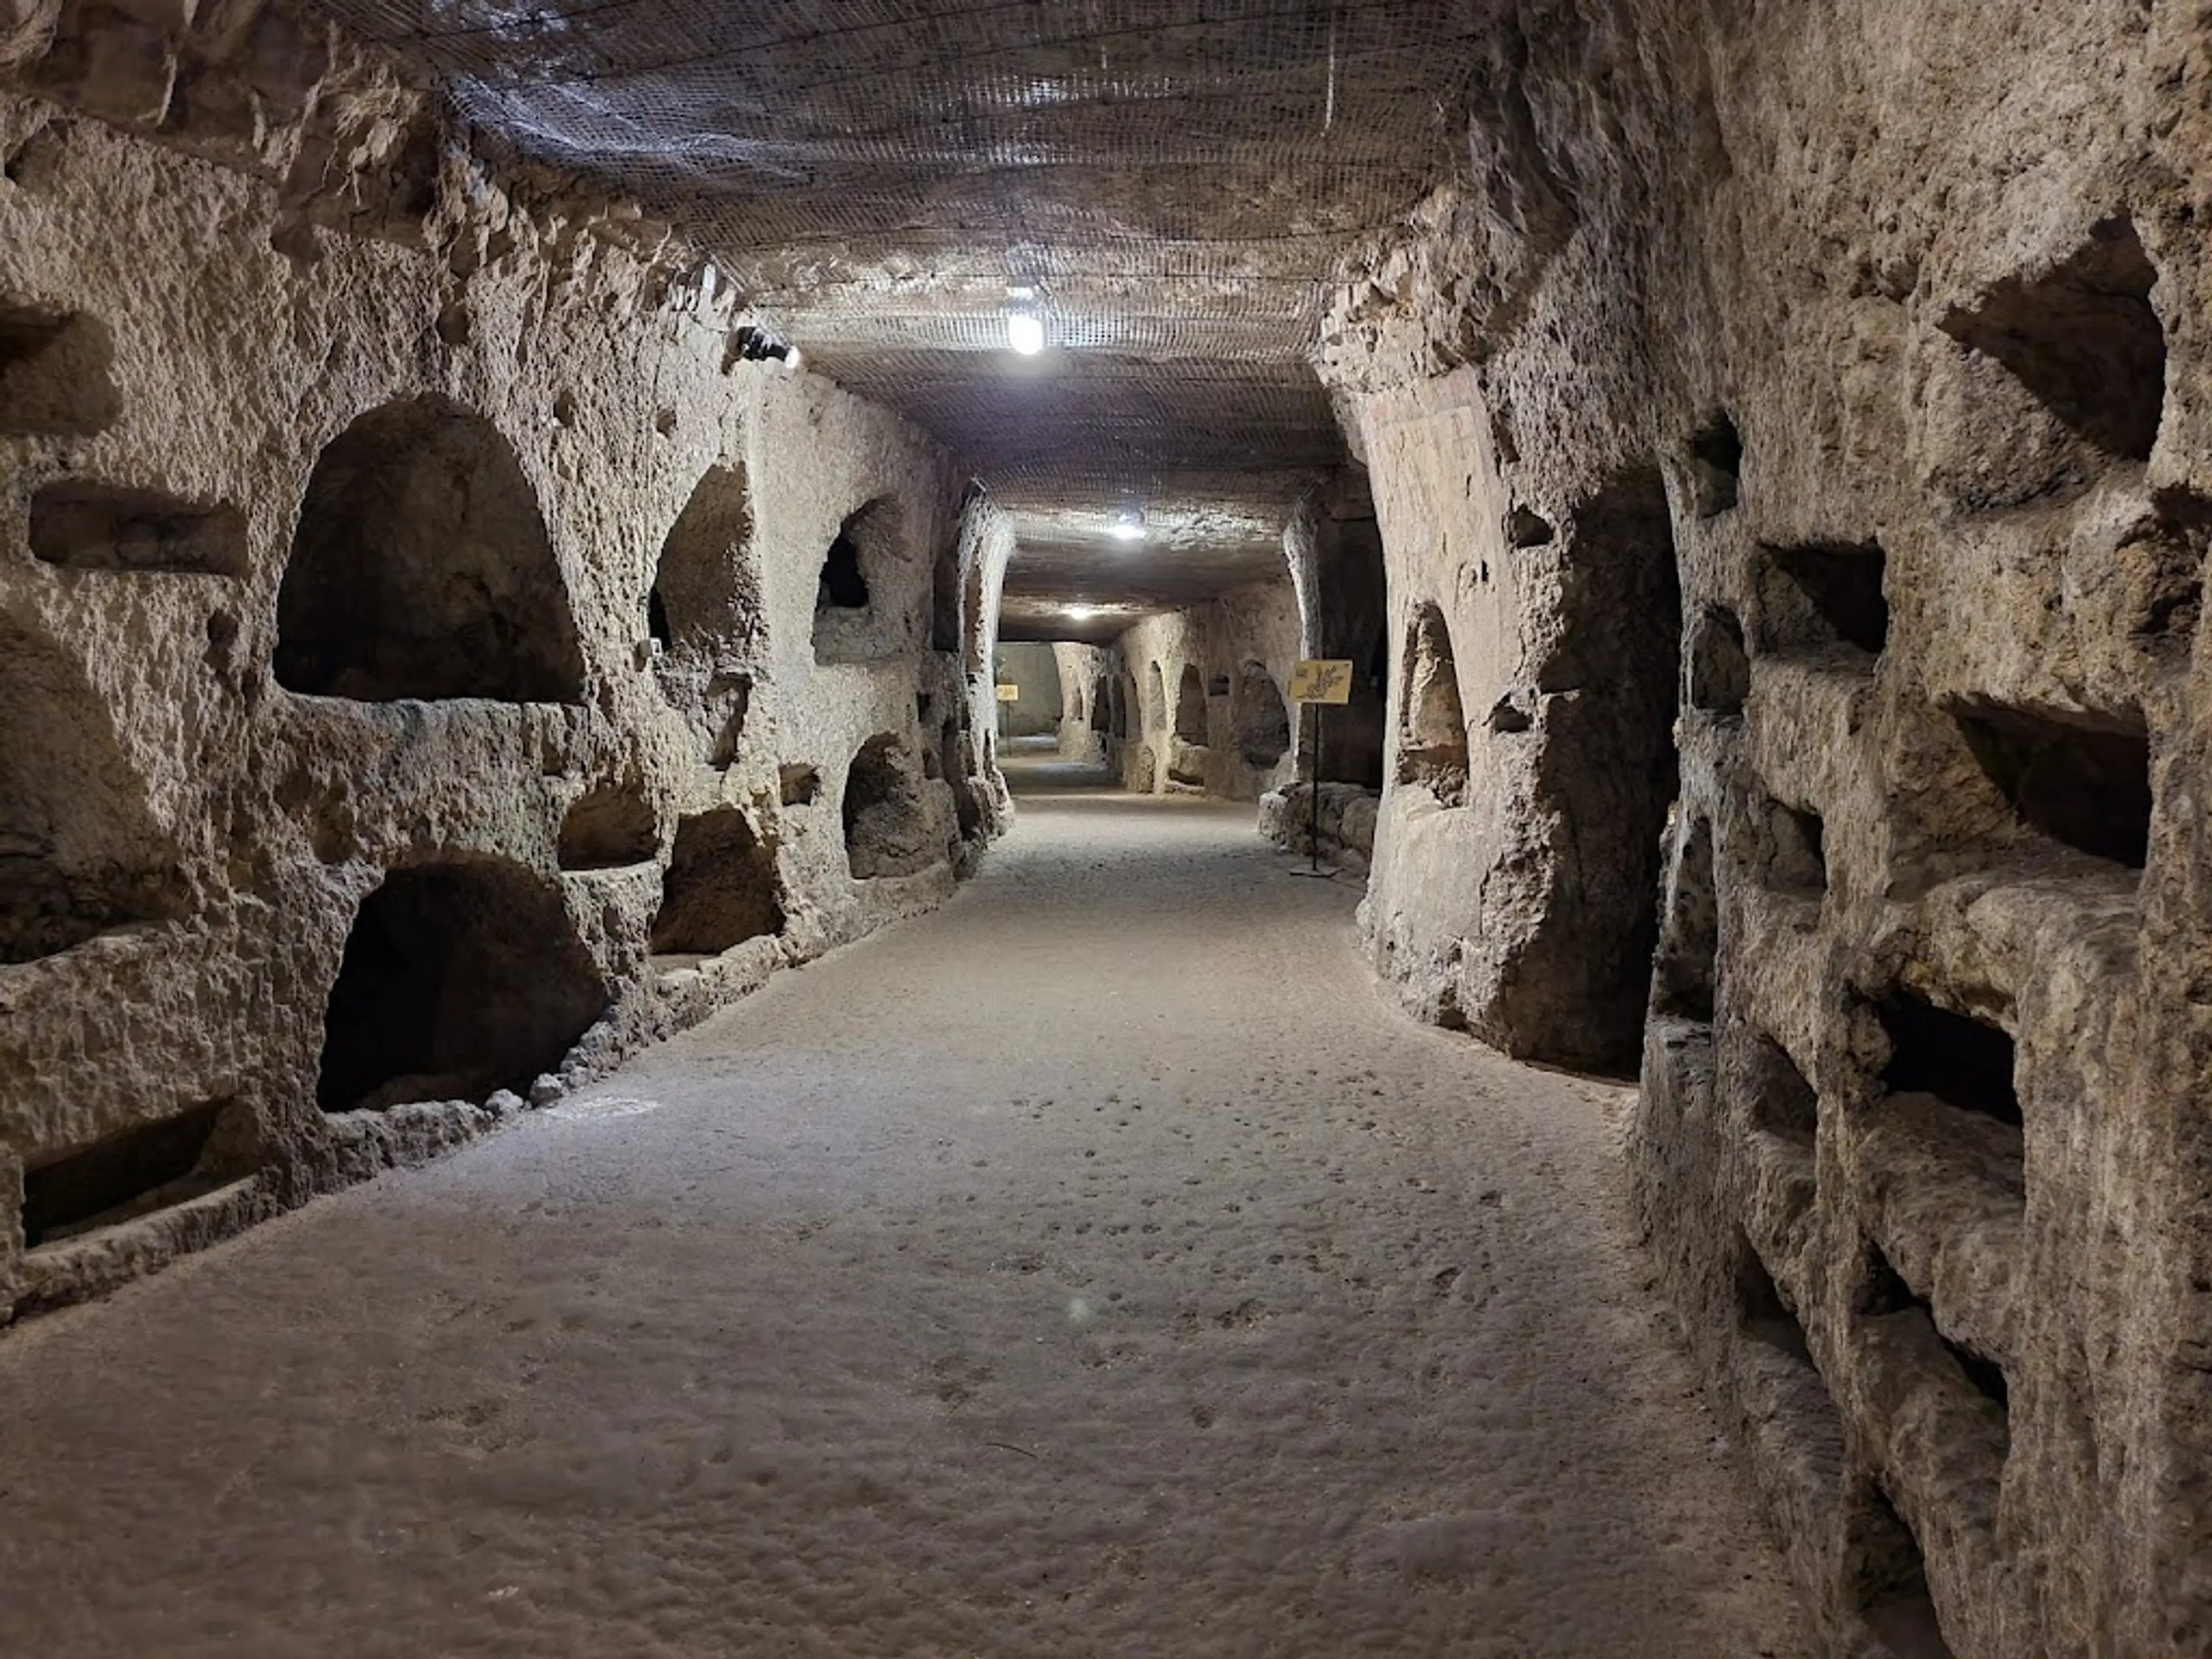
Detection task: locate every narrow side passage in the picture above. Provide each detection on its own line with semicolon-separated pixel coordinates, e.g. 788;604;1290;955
0;760;1812;1658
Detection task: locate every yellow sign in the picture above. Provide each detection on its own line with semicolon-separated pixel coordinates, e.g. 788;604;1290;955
1289;659;1355;705
995;683;1021;702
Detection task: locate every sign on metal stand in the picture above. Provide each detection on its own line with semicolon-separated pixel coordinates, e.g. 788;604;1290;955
1286;660;1353;879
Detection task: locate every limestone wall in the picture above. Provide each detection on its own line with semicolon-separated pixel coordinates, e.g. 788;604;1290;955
1050;642;1112;764
994;641;1062;738
1321;2;2212;1652
0;65;1005;1316
1115;578;1299;802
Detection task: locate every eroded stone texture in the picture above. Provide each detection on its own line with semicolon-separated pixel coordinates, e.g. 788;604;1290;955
0;18;1008;1319
1318;2;2212;1652
1118;576;1300;803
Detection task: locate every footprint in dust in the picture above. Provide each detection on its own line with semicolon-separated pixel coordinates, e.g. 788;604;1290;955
1214;1298;1267;1330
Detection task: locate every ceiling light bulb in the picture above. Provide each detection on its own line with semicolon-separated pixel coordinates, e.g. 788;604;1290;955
1008;310;1046;355
1066;604;1096;622
1109;513;1145;542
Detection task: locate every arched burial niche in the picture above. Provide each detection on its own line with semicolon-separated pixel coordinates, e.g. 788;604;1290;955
649;463;760;765
813;495;911;663
1174;664;1209;745
1145;661;1165;733
276;396;585;703
316;857;608;1113
0;617;183;964
1232;660;1290;768
844;734;941;880
1397;602;1469;805
651;808;784;960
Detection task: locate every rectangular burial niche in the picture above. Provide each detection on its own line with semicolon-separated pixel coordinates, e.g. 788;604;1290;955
1651;814;1717;1021
1937;217;2165;465
1750;792;1827;900
1877;991;2021;1130
316;858;608;1112
1735;1230;1814;1370
558;781;660;872
30;482;249;575
651;808;784;961
0;302;120;437
1950;701;2151;869
1849;1484;1959;1659
1757;540;1888;660
1748;1030;1819;1146
20;1099;233;1248
1858;1237;2012;1425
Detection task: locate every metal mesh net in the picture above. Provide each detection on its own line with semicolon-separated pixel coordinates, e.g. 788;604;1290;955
316;0;1481;578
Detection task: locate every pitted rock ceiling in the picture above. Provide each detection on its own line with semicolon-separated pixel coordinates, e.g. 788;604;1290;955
320;0;1489;631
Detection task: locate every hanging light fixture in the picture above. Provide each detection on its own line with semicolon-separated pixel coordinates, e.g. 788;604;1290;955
1007;286;1045;355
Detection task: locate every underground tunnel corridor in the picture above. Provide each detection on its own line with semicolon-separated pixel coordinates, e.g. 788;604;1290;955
0;755;1812;1658
7;1;2212;1650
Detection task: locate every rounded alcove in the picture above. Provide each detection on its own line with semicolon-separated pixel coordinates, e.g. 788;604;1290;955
316;856;607;1112
276;396;585;704
649;463;763;764
651;808;785;960
844;733;941;879
1396;602;1468;805
1174;664;1209;745
813;496;911;664
1231;660;1290;767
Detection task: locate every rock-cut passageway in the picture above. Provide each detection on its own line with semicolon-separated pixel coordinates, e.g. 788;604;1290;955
0;751;1814;1658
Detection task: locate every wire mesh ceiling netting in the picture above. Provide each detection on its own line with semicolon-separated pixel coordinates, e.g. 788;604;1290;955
318;0;1486;575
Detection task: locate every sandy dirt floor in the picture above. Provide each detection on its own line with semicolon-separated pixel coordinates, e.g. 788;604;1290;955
0;747;1815;1658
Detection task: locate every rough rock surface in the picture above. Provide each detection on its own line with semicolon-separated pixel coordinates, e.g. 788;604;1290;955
1316;1;2212;1652
0;32;1008;1318
0;751;1815;1658
1261;782;1380;874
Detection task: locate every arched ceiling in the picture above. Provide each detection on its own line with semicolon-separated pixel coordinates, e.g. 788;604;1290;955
323;0;1488;628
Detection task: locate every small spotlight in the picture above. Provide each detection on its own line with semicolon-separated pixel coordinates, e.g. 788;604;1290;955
1065;604;1096;622
1108;512;1145;543
1006;285;1046;355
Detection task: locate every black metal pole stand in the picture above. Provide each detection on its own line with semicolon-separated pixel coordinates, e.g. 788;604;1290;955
1287;699;1334;880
